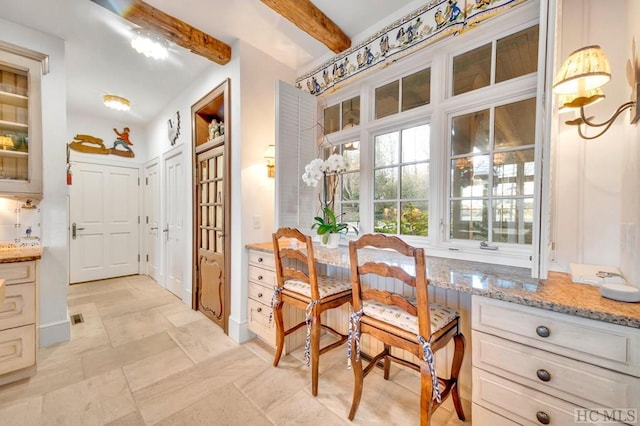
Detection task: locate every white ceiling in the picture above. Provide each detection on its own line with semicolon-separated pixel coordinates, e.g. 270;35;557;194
0;0;421;125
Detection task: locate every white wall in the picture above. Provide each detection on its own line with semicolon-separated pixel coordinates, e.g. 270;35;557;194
552;0;639;286
0;18;70;346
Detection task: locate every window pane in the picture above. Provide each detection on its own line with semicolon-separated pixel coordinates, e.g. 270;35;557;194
492;149;535;196
451;109;490;155
450;199;488;241
374;202;397;234
342;172;360;201
492;198;533;244
374;167;398;200
402;125;430;163
374;132;399;166
400;201;428;236
495;98;536;149
343;141;360;171
375;80;399;119
323;104;340;134
496;25;539;83
342;202;360;230
453;43;491;96
451;155;490;197
401;163;429;199
342;96;360;128
402;68;430;111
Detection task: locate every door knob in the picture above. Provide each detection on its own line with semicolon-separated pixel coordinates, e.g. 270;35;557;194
71;223;85;240
150;226;158;230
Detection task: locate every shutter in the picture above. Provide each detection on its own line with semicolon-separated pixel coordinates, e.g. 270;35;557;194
274;80;317;233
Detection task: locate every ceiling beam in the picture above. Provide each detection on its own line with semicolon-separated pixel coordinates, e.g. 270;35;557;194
90;0;231;65
260;0;351;54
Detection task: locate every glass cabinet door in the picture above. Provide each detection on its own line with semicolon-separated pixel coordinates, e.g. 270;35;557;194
0;47;44;195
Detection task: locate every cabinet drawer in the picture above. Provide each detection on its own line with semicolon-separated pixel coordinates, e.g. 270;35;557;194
0;324;36;376
473;369;626;425
247;298;275;347
248;251;275;269
0;282;36;330
0;261;36;285
473;330;640;411
472;296;640;376
472;403;519;426
248;281;272;305
248;265;276;287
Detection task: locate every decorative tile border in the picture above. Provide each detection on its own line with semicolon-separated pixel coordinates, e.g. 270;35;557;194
296;0;528;96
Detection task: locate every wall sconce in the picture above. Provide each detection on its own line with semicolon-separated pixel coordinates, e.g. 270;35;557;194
553;45;639;139
264;145;275;178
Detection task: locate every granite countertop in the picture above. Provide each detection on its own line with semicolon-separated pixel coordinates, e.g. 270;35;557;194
0;245;43;263
247;241;640;329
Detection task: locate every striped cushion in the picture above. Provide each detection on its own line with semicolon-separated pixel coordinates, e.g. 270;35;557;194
283;276;351;299
363;298;458;335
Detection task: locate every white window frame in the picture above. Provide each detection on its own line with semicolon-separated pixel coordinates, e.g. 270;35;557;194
317;2;542;268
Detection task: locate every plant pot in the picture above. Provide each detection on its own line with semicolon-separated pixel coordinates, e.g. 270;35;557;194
321;233;340;249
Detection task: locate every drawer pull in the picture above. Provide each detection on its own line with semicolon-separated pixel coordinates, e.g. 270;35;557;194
257;292;263;298
257;257;263;263
536;411;550;424
536;369;551;382
258;275;263;280
536;325;550;338
257;307;262;313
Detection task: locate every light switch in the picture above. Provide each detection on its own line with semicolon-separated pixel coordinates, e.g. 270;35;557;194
252;215;261;229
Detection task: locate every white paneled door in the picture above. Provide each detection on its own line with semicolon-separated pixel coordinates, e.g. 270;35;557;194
164;150;184;297
144;159;161;284
69;162;140;283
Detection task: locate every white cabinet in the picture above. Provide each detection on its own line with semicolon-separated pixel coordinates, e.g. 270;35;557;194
247;250;305;352
0;46;44;195
0;260;38;385
472;296;640;425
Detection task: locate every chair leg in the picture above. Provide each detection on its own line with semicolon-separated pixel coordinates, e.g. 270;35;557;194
383;344;391;380
348;334;364;421
310;311;321;396
272;302;285;367
419;362;434;426
451;333;466;421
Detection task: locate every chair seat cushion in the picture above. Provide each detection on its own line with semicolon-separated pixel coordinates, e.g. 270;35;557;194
363;299;458;335
284;276;351;299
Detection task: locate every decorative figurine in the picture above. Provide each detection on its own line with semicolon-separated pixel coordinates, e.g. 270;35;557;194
208;119;220;140
111;127;135;157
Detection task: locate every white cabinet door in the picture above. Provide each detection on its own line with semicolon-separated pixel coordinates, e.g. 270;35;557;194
69;162;139;283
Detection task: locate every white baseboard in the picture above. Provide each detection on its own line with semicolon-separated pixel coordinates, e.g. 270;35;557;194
228;316;254;344
39;317;70;348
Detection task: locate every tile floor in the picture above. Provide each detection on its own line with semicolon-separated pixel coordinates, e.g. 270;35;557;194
0;275;471;425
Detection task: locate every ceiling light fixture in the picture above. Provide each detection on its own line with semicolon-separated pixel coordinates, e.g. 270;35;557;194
130;28;169;60
103;94;131;111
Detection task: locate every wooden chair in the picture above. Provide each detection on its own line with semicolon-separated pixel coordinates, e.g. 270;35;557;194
347;234;465;425
271;227;353;396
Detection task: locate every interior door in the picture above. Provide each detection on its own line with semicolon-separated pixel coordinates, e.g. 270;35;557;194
69;162;139;283
144;159;161;284
195;144;227;330
164;150;184;297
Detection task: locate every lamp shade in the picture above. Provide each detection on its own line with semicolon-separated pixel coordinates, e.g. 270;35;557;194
264;145;275;159
553;45;611;95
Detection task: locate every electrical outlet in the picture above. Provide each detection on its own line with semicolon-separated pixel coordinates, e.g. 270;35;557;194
252;215;261;229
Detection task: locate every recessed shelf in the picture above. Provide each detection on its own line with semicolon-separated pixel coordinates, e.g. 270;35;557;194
0;91;28;108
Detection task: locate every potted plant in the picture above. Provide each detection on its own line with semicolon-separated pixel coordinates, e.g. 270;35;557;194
312;207;358;248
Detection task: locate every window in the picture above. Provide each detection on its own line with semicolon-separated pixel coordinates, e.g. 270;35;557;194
323;95;360;133
324;141;360;233
309;14;540;266
375;68;431;119
449;98;536;245
373;124;430;236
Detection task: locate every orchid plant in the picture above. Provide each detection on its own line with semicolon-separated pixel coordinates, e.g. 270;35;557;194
301;153;357;243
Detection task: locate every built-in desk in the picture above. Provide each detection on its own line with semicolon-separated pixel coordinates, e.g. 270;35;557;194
247;241;640;424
